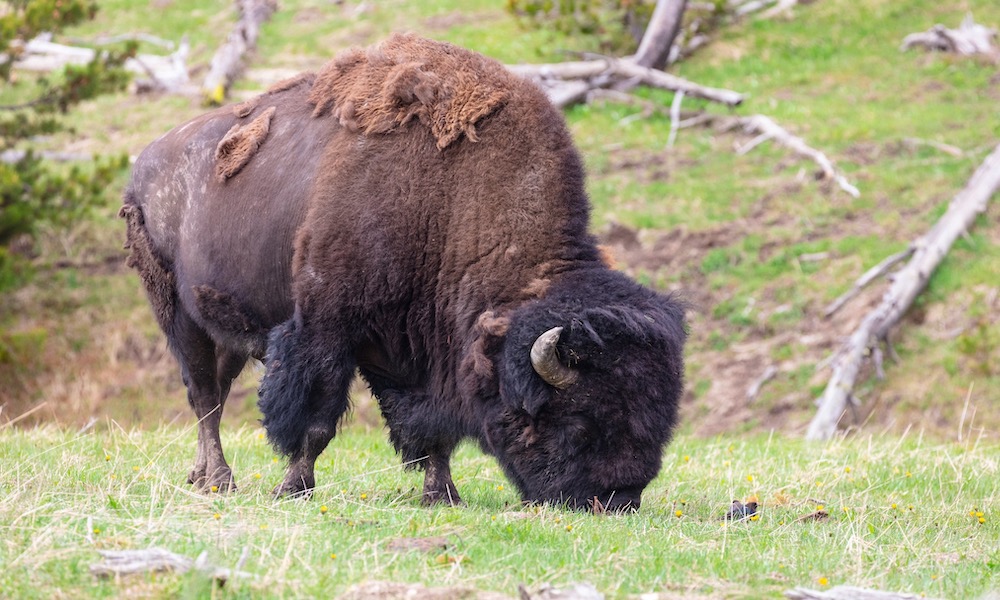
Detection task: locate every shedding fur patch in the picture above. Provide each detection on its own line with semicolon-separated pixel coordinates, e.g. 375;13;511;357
308;33;512;150
119;202;176;332
215;106;277;182
232;96;259;119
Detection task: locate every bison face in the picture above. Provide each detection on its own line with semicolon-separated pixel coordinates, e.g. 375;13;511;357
486;285;686;512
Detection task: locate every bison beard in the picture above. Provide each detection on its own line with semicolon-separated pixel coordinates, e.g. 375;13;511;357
123;33;686;510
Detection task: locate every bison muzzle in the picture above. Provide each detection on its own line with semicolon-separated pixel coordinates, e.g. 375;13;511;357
122;33;686;511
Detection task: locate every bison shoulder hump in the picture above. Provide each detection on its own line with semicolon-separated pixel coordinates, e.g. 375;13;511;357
307;33;514;150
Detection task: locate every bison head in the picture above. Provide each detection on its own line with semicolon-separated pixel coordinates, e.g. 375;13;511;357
484;271;686;512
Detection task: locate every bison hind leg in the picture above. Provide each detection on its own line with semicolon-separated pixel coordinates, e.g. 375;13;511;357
171;309;247;492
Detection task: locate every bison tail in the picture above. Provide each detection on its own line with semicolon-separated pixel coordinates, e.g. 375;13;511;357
258;316;316;457
120;191;177;335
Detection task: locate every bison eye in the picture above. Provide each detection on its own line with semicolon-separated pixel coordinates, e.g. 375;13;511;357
565;417;597;449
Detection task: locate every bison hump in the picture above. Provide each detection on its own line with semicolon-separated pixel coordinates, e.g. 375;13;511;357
308;33;512;150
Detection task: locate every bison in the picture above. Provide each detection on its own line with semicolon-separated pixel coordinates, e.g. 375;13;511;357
123;33;686;511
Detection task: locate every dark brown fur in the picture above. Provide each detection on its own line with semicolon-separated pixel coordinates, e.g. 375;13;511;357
119;203;175;332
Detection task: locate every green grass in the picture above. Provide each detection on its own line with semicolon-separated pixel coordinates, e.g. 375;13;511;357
0;424;997;598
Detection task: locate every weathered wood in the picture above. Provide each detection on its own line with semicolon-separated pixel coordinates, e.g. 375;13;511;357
633;0;689;70
1;150;90;164
901;14;999;56
823;248;914;318
733;114;860;197
201;0;277;104
509;58;744;107
89;547;253;582
12;34;192;94
807;141;1000;440
746;365;777;403
785;586;942;600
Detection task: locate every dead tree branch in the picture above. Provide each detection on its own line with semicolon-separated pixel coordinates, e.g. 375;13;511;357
823;248;914;318
12;34;192;94
633;0;689;70
901;14;999;57
786;586;942;600
807;141;1000;441
201;0;277;103
731;114;860;197
90;548;253;583
508;59;744;108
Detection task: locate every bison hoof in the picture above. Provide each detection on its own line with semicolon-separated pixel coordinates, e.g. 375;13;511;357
188;468;236;493
273;475;314;499
421;489;464;507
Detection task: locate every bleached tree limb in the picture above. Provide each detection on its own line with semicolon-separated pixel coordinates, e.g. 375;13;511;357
69;33;176;50
735;114;860;197
746;365;777;403
901;14;999;56
12;34;192;94
90;548;254;582
509;59;744;107
201;0;277;104
807;141;1000;441
1;150;90;164
823;248;914;318
760;0;800;19
633;0;689;70
786;586;942;600
667;89;685;147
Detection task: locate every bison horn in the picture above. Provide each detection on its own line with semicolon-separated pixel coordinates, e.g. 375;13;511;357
530;327;579;389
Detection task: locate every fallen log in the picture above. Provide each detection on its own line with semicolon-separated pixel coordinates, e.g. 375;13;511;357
807;141;1000;441
12;34;192;94
90;547;252;583
901;14;999;57
786;586;942;600
202;0;278;104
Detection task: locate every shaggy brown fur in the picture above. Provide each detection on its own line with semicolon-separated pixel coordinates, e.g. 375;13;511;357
119;202;175;333
215;106;277;182
308;33;511;150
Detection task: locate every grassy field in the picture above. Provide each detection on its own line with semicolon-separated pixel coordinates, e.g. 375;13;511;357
1;0;1000;597
0;424;997;598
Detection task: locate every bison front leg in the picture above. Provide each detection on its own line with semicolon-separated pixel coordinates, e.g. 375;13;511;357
370;382;463;506
259;316;355;498
421;451;463;506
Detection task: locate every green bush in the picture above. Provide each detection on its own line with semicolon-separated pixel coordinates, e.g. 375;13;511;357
0;0;132;288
